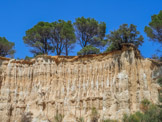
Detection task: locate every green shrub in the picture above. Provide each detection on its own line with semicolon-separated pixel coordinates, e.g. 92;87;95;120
158;78;162;102
25;56;32;60
158;78;162;86
103;119;118;122
54;113;63;122
143;104;161;122
123;112;144;122
91;107;99;122
122;99;162;122
77;117;84;122
159;90;162;103
77;45;100;56
141;99;150;112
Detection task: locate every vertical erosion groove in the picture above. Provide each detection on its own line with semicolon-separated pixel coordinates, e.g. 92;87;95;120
0;45;161;121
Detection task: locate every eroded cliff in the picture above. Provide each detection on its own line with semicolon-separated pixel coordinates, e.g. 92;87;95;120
0;44;161;122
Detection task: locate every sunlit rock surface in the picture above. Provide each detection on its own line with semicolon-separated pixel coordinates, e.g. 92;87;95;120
0;44;161;122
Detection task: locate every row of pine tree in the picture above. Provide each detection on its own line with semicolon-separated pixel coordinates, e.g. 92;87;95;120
0;11;161;59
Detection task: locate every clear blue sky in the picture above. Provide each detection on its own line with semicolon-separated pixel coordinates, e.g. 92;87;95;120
0;0;161;58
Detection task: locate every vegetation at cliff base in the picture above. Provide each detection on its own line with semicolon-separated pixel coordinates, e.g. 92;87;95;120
77;117;84;122
54;113;64;122
91;107;99;122
158;77;162;102
76;100;162;122
123;99;162;122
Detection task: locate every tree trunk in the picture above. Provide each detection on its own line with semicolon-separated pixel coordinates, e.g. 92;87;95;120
44;38;48;55
66;39;68;56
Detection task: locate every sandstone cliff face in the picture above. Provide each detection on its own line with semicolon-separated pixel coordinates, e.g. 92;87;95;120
0;44;161;122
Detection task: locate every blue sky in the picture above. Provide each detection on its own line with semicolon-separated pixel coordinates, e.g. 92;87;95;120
0;0;161;58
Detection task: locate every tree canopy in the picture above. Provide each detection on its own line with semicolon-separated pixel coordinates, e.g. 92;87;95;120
23;22;52;55
23;20;76;56
145;10;162;44
62;20;76;56
145;11;162;60
74;17;107;48
50;20;76;56
106;24;144;52
0;37;15;57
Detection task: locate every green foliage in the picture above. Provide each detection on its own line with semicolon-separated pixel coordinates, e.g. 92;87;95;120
123;99;162;122
151;54;162;62
141;99;150;105
123;112;144;122
50;20;76;56
106;24;144;52
62;20;76;56
0;37;15;57
143;104;161;122
151;54;159;60
77;45;100;55
157;77;162;86
74;17;107;48
54;113;63;122
91;107;99;122
105;43;116;52
77;117;84;122
141;99;150;112
160;56;162;62
102;119;118;122
23;20;76;56
144;10;162;44
24;56;33;60
158;78;162;102
23;21;52;55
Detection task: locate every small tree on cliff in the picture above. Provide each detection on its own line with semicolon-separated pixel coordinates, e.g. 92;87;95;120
106;24;144;52
23;21;52;55
77;45;100;55
0;37;15;57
